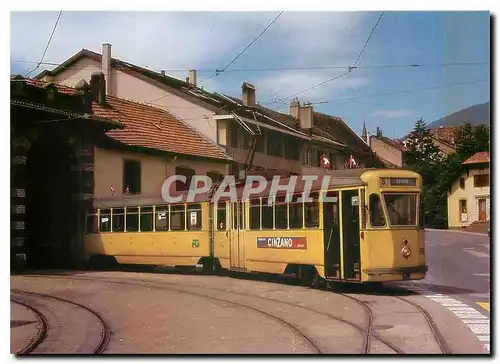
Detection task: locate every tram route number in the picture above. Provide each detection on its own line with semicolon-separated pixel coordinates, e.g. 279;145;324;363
257;237;307;249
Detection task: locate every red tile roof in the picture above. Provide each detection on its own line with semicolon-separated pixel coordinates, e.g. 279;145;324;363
374;135;408;151
462;151;489;165
24;79;230;161
429;126;460;145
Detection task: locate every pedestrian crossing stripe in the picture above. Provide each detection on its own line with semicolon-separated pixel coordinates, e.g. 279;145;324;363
477;302;490;312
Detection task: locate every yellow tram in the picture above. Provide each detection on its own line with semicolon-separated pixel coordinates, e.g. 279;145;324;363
85;168;427;284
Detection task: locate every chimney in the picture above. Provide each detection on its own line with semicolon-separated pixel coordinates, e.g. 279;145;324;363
101;43;112;95
241;82;256;107
189;70;197;86
290;98;300;119
75;79;92;113
90;71;106;105
299;103;314;133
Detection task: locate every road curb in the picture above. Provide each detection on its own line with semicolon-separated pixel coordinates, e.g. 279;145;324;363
425;229;488;237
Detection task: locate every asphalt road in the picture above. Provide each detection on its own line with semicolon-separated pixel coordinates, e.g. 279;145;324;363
418;229;490;316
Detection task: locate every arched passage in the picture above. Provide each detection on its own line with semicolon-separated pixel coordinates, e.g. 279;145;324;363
25;135;75;269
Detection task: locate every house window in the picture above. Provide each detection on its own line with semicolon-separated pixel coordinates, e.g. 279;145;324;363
460;178;465;189
473;174;489;188
310;149;320;167
123;160;141;195
304;147;312;166
267;131;283;157
176;166;195;191
284;137;300;161
217;121;227;146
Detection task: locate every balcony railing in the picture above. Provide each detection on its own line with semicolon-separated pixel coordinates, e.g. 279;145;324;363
226;147;302;174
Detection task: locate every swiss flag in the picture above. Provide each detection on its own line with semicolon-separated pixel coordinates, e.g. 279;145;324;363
321;153;331;169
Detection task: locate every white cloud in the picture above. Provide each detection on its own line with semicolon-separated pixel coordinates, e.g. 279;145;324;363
10;11;375;101
372;109;412;118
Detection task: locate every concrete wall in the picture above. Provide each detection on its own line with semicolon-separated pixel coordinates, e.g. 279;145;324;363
447;165;490;228
93;147;227;199
369;136;403;167
44;57;217;144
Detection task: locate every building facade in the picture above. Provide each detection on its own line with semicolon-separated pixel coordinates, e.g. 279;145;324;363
36;44;382;179
11;75;231;271
447;152;490;229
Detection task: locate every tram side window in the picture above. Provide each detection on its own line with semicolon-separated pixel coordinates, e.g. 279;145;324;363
262;197;273;229
112;208;125;232
369;194;386;227
140;207;154;232
289;194;303;229
126;207;139;232
187;204;202;230
304;193;319;228
87;208;98;233
275;195;288;229
171;205;186;231
100;209;111;232
217;202;227;230
249;199;260;230
155;205;169;231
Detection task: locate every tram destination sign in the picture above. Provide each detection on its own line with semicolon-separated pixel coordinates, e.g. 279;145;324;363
382;177;417;187
257;237;307;249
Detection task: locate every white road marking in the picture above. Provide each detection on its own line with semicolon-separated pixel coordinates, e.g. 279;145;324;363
463;319;489;324
473;273;490;277
454;312;487;319
448;306;477;312
407;286;490;353
468;324;490;335
440;303;469;307
464;251;489;258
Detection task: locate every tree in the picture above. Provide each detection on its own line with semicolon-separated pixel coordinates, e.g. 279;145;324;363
454;123;490;160
404;119;447;227
404;120;490;228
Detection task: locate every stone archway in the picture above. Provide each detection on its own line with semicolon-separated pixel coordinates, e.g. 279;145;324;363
24;133;75;269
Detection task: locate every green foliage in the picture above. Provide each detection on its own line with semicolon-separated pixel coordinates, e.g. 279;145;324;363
403;120;490;228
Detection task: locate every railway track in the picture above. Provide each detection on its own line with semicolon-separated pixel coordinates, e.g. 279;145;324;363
10;289;111;354
10;298;48;354
18;273;448;354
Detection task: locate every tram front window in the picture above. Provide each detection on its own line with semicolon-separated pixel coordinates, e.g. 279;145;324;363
383;193;417;226
369;194;386;227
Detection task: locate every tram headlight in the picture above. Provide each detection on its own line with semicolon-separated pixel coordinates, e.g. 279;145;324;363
401;246;411;259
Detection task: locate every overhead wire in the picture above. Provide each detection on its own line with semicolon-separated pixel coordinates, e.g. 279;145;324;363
12;59;488;74
198;11;284;84
308;78;489;105
270;11;385;105
24;11;63;77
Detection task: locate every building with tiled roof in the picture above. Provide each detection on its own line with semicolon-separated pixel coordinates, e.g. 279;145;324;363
11;74;232;270
362;126;406;168
36;43;383;179
448;151;490;230
462;151;489;165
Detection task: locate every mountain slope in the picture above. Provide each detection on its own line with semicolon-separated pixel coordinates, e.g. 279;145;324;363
428;102;490;128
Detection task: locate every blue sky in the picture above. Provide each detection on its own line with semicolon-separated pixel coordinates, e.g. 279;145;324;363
10;11;490;138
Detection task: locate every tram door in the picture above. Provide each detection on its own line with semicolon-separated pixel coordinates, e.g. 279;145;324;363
341;189;362;280
230;201;246;269
323;191;341;278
